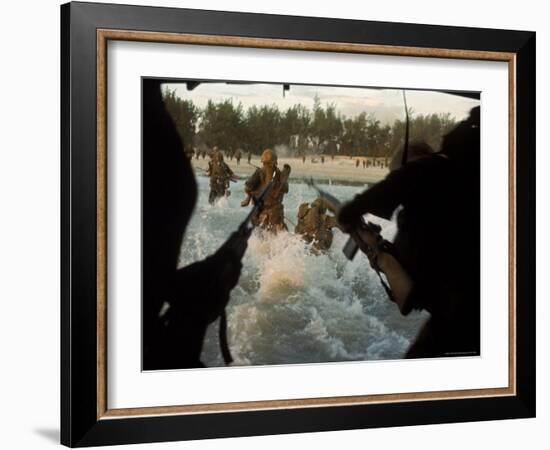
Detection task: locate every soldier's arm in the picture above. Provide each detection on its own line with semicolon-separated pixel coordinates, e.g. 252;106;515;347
225;163;234;177
338;156;439;226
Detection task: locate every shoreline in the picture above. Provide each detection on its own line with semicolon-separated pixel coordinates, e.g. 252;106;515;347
191;155;389;185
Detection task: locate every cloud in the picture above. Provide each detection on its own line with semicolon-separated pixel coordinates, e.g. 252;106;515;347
163;81;479;123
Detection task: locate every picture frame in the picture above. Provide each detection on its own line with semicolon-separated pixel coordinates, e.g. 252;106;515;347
61;1;535;447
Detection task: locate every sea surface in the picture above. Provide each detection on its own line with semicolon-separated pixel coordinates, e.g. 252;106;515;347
178;174;429;367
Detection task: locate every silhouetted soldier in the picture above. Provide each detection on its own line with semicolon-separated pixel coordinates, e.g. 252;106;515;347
142;80;247;370
338;107;481;359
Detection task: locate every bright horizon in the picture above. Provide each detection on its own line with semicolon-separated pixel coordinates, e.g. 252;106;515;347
164;81;480;125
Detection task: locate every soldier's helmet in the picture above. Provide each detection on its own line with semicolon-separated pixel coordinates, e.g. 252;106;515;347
261;148;277;165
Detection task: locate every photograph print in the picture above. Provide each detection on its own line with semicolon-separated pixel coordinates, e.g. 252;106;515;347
141;78;481;371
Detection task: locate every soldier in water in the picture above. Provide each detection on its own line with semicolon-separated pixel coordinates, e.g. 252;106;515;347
207;149;235;204
295;198;339;252
242;148;290;232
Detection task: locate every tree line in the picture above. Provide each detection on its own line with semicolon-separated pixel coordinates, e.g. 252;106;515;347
162;88;458;157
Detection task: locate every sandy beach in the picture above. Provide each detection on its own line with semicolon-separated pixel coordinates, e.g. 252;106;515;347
191;155;389;185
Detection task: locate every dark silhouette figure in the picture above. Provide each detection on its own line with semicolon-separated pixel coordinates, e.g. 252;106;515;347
142;80;246;370
338;107;480;358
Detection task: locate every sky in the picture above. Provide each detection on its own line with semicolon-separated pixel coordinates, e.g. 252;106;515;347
163;81;480;125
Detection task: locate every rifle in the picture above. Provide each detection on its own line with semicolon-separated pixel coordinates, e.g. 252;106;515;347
241;163;290;207
218;171;276;365
306;178;394;300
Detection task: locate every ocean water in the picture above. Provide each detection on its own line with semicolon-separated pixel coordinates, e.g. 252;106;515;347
178;174;429;367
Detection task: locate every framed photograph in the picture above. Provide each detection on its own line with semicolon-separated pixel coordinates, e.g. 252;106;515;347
61;1;535;447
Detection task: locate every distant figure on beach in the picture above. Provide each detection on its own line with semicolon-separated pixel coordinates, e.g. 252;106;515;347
321;155;325;164
235;148;242;165
207;150;235;204
243;148;290;232
302;155;306;164
338;106;481;359
295;198;339;252
247;151;252;164
355;159;360;168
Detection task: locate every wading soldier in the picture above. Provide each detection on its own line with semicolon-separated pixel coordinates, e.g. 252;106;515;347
207;150;235;204
242;148;290;232
295;198;339;252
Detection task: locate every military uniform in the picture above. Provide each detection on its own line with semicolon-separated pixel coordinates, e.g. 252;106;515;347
244;149;290;232
207;151;234;204
295;198;338;251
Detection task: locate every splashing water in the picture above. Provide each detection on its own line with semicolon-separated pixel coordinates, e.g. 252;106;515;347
178;175;428;367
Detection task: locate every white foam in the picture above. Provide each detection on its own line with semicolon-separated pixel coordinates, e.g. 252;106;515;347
178;177;428;367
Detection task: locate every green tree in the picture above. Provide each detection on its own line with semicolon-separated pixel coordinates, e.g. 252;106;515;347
162;89;460;160
162;88;199;151
198;99;245;151
243;104;282;154
309;95;343;152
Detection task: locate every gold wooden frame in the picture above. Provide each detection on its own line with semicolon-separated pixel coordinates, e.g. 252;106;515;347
96;29;517;420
